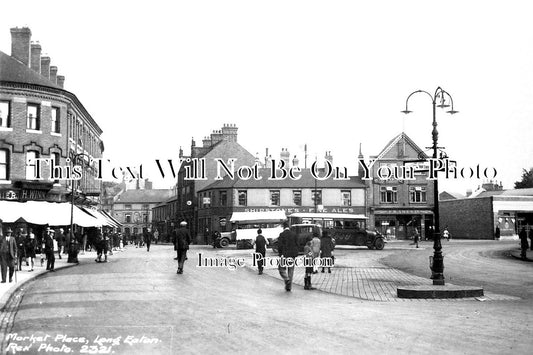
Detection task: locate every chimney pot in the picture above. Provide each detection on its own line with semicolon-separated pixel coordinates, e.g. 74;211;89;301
50;66;58;84
56;75;65;88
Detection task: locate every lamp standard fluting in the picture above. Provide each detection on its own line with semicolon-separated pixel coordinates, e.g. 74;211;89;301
401;87;458;285
69;152;91;248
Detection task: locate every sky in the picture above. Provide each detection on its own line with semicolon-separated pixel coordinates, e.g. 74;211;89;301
2;0;532;193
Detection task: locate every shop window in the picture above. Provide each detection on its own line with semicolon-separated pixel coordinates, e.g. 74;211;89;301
125;214;132;223
409;186;427;203
270;190;280;206
380;186;397;204
27;104;40;130
0;101;10;128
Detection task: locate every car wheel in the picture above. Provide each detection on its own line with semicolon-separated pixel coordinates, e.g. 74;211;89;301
374;238;385;250
220;238;229;247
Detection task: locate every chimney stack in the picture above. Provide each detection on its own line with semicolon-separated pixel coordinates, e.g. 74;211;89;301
41;56;51;79
50;66;58;84
325;151;333;167
292;155;299;168
56;75;65;88
10;27;32;66
280;148;290;167
30;42;41;73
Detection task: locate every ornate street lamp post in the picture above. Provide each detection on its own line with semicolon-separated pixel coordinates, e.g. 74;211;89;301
401;87;458;285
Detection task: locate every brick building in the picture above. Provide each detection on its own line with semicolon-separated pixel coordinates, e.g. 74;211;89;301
440;188;533;239
0;27;104;229
172;124;256;242
362;132;435;240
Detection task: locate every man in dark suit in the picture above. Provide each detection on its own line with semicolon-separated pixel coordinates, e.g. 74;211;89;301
1;228;18;283
277;221;298;291
176;221;192;274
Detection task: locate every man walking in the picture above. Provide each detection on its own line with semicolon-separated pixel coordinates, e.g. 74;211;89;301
176;221;192;274
277;222;298;292
519;226;529;260
253;229;268;275
0;228;17;283
44;228;56;271
144;229;152;252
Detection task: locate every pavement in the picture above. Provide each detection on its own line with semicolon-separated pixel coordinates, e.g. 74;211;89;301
219;240;524;302
0;249;122;310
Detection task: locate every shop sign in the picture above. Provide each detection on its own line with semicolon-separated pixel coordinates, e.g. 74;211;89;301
0;188;49;201
243;206;357;214
374;209;433;215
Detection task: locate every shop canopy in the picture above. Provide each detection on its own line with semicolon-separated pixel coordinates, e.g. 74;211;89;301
230;211;287;223
81;207;121;228
0;200;101;227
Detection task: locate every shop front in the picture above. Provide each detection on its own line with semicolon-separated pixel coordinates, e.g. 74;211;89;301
373;209;434;240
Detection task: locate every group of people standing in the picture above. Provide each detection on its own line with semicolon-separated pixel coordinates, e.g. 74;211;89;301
262;222;334;292
0;223;81;283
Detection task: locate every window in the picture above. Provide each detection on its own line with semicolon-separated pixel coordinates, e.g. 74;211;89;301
270;190;280;206
312;190;322;205
142;204;149;209
219;191;227;206
0;149;9;180
238;190;247;206
125;214;132;223
51;107;60;133
409;186;427;203
143;214;149;223
125;204;132;210
51;152;60;183
27;104;40;130
0;101;10;128
293;190;302;206
380;186;398;204
341;190;351;206
25;151;39;180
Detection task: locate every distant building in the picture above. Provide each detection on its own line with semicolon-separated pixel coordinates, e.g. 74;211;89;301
113;187;173;237
440;188;533;239
362;132;435;240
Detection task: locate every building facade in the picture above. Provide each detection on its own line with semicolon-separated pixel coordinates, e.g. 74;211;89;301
0;27;103;232
173;124;256;242
363;132;435;240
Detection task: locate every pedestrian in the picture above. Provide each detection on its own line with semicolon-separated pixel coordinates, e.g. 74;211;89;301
67;230;80;264
303;236;315;290
25;228;37;271
56;228;65;259
320;230;334;273
171;228;179;260
94;230;104;263
253;229;268;275
144;229;152;252
442;227;450;241
310;231;321;274
277;221;298;292
153;229;159;245
0;227;17;283
495;225;501;240
413;228;420;248
519;226;529;260
529;227;533;251
44;228;56;272
15;228;26;271
175;221;192;274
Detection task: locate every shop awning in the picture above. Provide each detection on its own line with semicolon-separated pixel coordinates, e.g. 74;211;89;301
0;200;101;227
101;210;122;227
81;207;120;228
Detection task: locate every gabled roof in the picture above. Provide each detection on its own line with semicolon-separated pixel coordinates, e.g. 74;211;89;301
115;189;173;204
373;132;428;161
199;169;365;192
0;50;60;89
439;191;466;200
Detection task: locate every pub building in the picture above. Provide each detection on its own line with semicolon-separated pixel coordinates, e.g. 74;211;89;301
362;132;435;240
197;154;366;244
0;27;114;235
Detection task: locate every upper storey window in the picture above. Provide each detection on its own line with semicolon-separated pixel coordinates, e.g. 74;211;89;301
51;107;60;133
27;104;40;130
0;101;10;128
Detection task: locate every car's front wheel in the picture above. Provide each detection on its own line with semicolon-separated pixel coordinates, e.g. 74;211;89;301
220;238;230;247
374;238;385;250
